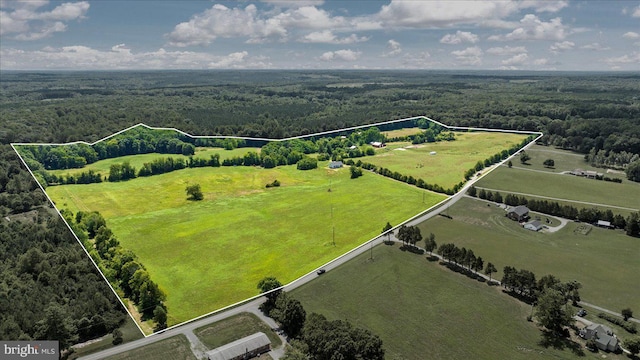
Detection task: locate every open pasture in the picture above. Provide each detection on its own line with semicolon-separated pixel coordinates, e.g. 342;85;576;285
292;243;620;360
47;163;444;325
48;147;260;178
475;165;639;211
416;197;639;312
366;132;529;189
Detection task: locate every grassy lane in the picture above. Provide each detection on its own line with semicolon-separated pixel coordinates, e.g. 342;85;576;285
292;243;617;360
416;197;640;312
48;164;445;324
366;132;528;189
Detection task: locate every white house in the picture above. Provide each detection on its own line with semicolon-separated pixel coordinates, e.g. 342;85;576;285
523;220;543;231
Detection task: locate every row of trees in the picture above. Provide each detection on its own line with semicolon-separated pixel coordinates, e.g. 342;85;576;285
65;210;168;330
19;127;197;170
464;136;536;181
469;186;640;236
256;277;385;360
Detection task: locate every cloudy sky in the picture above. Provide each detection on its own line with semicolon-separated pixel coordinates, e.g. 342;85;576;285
1;0;639;71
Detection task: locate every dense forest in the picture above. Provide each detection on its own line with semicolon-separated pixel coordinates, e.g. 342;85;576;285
0;70;638;352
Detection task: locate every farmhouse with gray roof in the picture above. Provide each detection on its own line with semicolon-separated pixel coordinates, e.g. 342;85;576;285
507;205;530;222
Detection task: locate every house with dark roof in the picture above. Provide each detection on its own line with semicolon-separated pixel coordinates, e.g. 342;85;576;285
580;324;619;352
329;161;343;169
524;220;543;231
507;205;530;222
206;332;271;360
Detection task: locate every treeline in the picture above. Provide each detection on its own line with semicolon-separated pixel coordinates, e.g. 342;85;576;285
586;149;639;169
435;241;581;306
469;186;640;236
257;277;385;360
18;127;197;171
63;210;168;330
0;146;129;350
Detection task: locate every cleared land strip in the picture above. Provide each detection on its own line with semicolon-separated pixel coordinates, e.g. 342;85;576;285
475;186;639;212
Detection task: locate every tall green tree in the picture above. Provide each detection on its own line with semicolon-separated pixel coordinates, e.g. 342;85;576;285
185;184;203;201
520;151;531;164
424;233;437;255
271;293;306;339
485;262;497;282
257;276;283;312
535;288;573;336
33;303;78;350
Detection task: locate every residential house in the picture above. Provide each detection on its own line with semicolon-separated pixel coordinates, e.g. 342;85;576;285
596;220;614;229
580;324;619;352
329;161;343;169
507;205;530;222
207;332;271;360
524;220;543;231
370;141;385;148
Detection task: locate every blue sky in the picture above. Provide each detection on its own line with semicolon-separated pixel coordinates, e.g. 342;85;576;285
1;0;639;70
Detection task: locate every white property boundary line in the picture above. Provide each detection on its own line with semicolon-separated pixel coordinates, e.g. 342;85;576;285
10;116;542;338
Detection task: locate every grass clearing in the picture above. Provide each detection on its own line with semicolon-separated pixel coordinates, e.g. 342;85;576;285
194;312;282;350
47;163;445;325
70;317;143;359
518;144;625;176
366;132;528;189
48;147;260;178
476;165;640;211
103;335;196;360
416;197;640;312
382;127;423;138
291;243;620;360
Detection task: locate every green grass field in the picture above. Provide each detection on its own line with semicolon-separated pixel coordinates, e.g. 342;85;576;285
382;127;423;138
366;132;528;189
291;243;623;360
476;143;639;212
47;163;445;325
416;197;640;312
194;312;282;350
104;335;196;360
48;147;260;178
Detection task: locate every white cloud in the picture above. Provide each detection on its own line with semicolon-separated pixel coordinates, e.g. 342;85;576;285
581;43;610;51
383;39;402;56
518;0;569;13
261;0;325;7
0;45;270;70
167;4;288;46
623;32;640;40
0;0;89;40
502;53;528;65
319;49;361;61
301;30;368;44
486;45;527;55
633;5;640;18
603;52;640;67
533;58;549;65
549;40;574;53
488;14;566;41
439;31;479;45
376;1;517;28
451;46;483;65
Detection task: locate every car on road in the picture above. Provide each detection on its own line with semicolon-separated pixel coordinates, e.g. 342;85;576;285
316;269;326;275
577;309;587;317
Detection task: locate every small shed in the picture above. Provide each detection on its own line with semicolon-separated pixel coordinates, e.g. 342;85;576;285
206;332;271;360
329;161;343;169
524;220;543;231
596;220;613;229
370;141;385;148
430;151;437;155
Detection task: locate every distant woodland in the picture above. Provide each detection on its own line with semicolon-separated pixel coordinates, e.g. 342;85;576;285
1;70;639;349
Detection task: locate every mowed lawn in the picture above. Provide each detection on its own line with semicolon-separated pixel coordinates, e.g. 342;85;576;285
47;163;445;325
476;165;640;211
48;147;260;178
366;132;529;189
416;197;640;312
292;244;613;360
104;335;196;360
382;127;423;138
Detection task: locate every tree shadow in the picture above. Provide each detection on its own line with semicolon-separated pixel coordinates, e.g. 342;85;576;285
538;330;585;357
399;245;425;255
425;255;439;262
